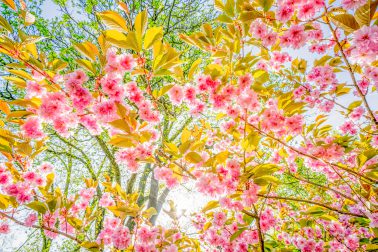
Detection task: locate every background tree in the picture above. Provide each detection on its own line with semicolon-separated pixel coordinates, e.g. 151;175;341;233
0;0;214;251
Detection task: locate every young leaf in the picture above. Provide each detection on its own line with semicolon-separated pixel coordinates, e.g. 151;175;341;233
97;11;128;32
27;201;48;214
258;0;274;11
144;27;163;49
135;10;148;38
73;41;99;61
355;0;378;27
330;14;360;33
2;0;16;10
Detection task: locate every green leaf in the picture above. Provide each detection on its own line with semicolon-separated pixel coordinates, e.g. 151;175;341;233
204;64;224;79
314;55;332;66
258;0;274;11
239;10;263;22
224;0;235;16
348;100;362;110
0;194;11;209
135;10;148;38
97;11;128;31
202;200;219;212
0;15;13;32
217;14;233;23
254;175;280;186
144;27;163;49
103;30;128;49
230;228;247;242
330;14;360;33
185;152;202;163
251;164;279;178
142;207;157;219
188;58;202;79
67;217;83;229
302;206;326;216
80;241;100;252
27;201;48;214
214;0;225;11
2;0;16;10
6;110;33;119
73;41;99;61
355;0;378;27
126;31;141;52
75;59;96;74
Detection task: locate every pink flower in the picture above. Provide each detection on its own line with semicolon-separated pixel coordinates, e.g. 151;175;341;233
80;114;100;135
137;226;158;243
112;226;131;249
351;26;378;64
25;213;37;227
119;54;135;71
213;212;227;227
340;121;357;135
285;115;303;134
0;223;10;234
26;81;45;98
276;5;294;22
242;184;259;206
0;173;10;185
238;74;252;90
163;244;178;252
21;117;45;139
281;25;307;49
168;85;184;105
38;162;54;173
23;171;37;183
40;92;68;120
99;192;114;207
342;0;366;9
93;100;118;122
344;235;359;250
297;3;316;20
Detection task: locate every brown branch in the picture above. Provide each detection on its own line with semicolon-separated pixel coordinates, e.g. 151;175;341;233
324;8;378;126
287;173;357;203
0;212;81;243
257;194;366;218
246;121;377;183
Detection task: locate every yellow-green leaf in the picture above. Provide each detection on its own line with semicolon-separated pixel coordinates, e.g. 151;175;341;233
135;10;148;38
330;14;360;33
0;15;13;32
73;41;99;61
144;26;163;49
97;11;128;31
188;58;202;79
355;0;378;27
75;59;96;73
185;152;202;163
27;201;48;214
2;0;16;10
6;110;33;119
103;29;128;49
258;0;274;11
202;200;219;212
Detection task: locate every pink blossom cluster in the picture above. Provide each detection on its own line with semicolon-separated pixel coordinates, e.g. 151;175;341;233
276;0;324;22
125;81;160;123
97;217;179;252
154;166;179;189
115;144;153;172
351;26;378;64
0;163;50;204
250;20;278;47
198;216;259;251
